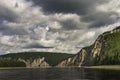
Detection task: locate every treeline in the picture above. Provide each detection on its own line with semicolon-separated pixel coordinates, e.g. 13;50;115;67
0;58;26;67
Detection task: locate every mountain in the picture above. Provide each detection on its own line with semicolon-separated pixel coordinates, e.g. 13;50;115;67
0;52;74;68
58;26;120;67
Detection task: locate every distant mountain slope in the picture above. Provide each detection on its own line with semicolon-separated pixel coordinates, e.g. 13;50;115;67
58;26;120;67
0;52;74;67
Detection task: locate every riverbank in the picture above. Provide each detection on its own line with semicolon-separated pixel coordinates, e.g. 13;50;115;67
0;67;52;70
0;67;27;70
84;65;120;70
0;65;120;70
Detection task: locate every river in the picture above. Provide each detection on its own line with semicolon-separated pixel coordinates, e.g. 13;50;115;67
0;68;120;80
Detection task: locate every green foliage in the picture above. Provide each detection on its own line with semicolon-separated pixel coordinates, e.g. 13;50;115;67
0;58;26;67
95;32;120;65
0;52;74;66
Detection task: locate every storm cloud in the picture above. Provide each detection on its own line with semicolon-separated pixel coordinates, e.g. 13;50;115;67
0;5;18;22
30;0;109;14
0;0;120;54
24;42;54;49
30;0;118;28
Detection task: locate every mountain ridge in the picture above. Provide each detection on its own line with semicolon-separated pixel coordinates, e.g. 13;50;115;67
57;26;120;67
0;52;74;67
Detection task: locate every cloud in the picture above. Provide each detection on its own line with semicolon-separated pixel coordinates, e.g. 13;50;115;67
23;42;54;49
0;5;18;22
0;0;120;54
50;13;89;30
30;0;109;14
30;0;119;28
84;12;118;27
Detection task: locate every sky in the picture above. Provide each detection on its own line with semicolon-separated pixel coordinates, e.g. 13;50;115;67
0;0;120;54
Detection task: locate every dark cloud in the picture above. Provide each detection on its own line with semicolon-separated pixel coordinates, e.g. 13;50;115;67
0;0;120;54
0;24;28;35
59;19;80;30
30;0;109;14
24;43;54;49
0;5;18;22
0;5;24;35
29;0;118;29
81;11;118;27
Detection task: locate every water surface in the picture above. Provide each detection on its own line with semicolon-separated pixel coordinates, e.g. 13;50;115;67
0;68;120;80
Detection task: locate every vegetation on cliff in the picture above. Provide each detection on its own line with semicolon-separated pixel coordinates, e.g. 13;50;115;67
78;26;120;66
0;52;74;67
95;31;120;65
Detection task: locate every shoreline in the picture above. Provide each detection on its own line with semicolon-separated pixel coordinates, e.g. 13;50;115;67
0;67;27;70
0;65;120;70
83;65;120;70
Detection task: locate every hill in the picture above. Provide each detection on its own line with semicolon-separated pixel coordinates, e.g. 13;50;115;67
0;52;74;67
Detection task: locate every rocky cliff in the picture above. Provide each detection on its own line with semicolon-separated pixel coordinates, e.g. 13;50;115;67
57;26;120;67
0;52;74;68
18;57;50;68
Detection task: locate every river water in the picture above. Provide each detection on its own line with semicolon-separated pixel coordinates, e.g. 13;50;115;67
0;68;120;80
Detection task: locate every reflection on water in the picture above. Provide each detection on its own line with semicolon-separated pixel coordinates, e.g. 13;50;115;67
0;68;120;80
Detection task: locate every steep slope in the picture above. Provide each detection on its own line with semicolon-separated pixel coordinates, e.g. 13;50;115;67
58;26;120;67
0;52;74;67
94;27;120;65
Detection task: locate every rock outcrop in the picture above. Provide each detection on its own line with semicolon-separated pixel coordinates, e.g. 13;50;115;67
0;52;74;68
18;57;50;68
57;57;76;67
57;26;120;67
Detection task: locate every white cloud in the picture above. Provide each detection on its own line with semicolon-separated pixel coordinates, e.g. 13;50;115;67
0;0;120;54
96;0;120;14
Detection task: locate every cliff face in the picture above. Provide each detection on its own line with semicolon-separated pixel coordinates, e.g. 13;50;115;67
58;26;120;67
0;52;74;68
57;56;76;67
18;57;50;68
57;35;105;67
